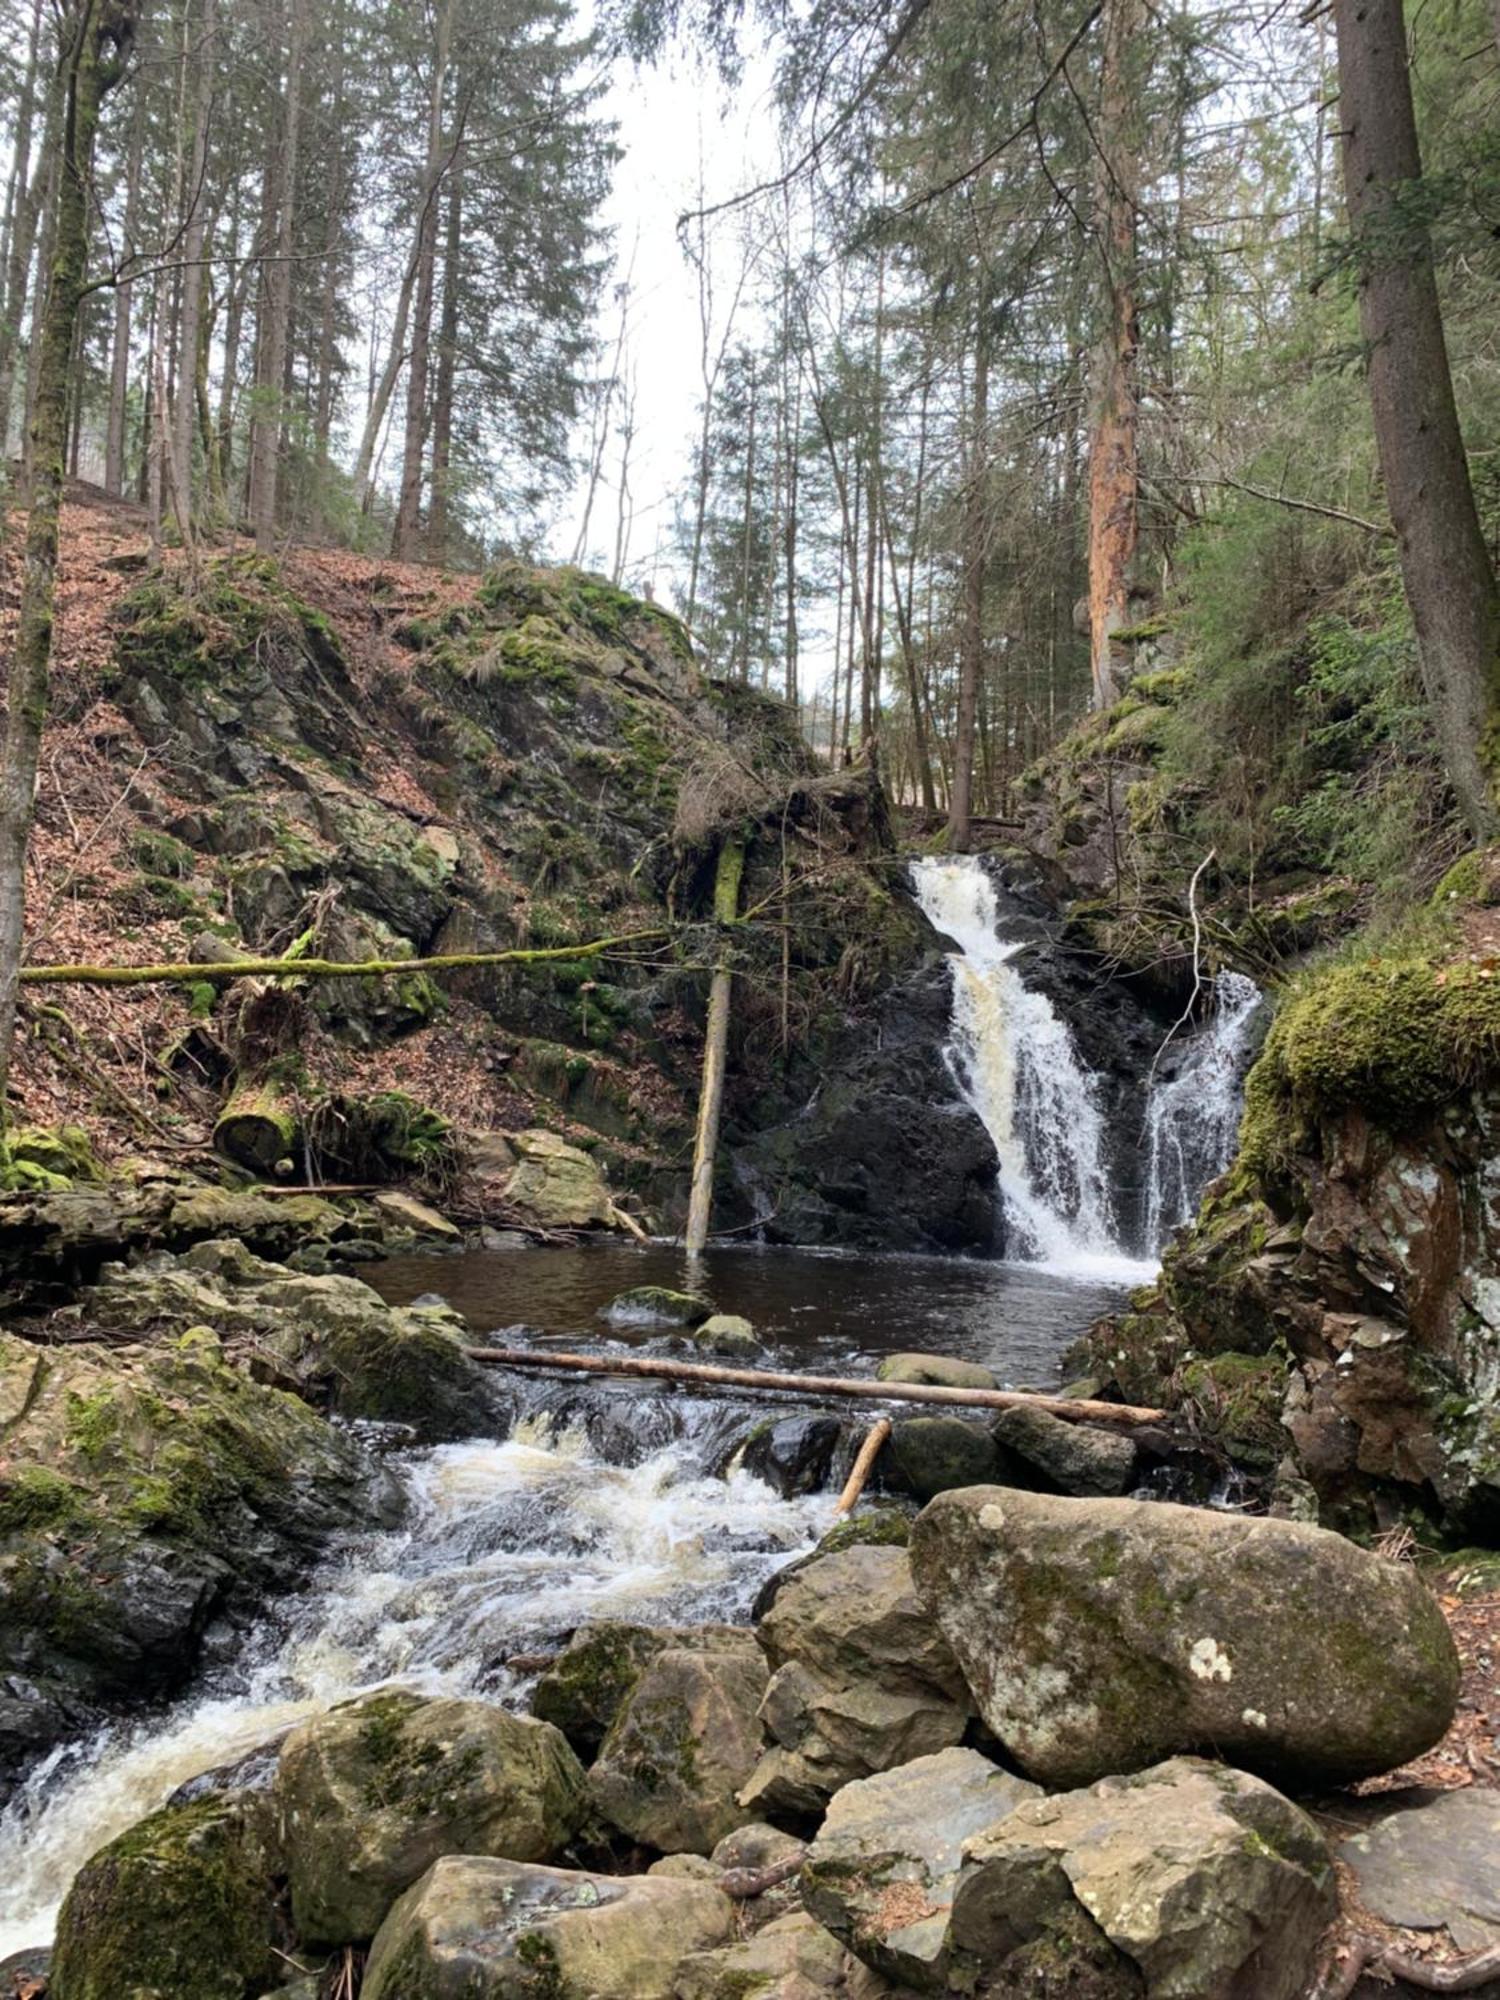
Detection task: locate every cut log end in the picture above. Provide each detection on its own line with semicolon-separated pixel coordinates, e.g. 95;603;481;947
213;1084;298;1173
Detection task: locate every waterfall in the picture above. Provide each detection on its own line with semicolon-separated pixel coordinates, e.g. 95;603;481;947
911;855;1259;1275
1141;970;1263;1246
912;855;1147;1279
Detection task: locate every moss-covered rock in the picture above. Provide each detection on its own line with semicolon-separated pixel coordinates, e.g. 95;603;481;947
0;1325;394;1788
602;1285;712;1327
881;1416;998;1502
274;1689;589;1945
529;1622;752;1760
910;1485;1459;1789
361;1854;734;2000
50;1791;282;2000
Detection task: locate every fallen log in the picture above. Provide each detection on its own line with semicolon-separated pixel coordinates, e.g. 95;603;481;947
834;1417;893;1516
213;1081;298;1172
466;1346;1164;1426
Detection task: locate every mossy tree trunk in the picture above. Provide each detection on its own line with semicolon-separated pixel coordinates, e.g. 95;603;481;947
0;0;139;1136
213;1082;299;1173
1332;0;1500;839
684;835;746;1257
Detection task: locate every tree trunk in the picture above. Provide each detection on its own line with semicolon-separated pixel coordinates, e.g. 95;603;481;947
391;0;453;560
311;3;346;470
1086;0;1143;710
948;304;991;851
19;138;59;489
0;0;137;1134
684;835;745;1257
213;1081;298;1173
426;148;463;559
105;37;146;494
1332;0;1500;838
172;0;215;528
0;23;54;464
248;0;306;552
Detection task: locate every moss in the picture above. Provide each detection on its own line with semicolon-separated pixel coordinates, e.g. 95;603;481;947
1432;847;1500;908
7;1122;102;1184
130;827;196;878
65;1387;119;1457
355;1692;485;1815
115;553;344;691
1178;1350;1290;1469
514;1927;565;1999
0;1464;84;1534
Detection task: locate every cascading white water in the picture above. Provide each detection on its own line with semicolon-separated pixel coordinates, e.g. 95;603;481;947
0;1416;827;1959
911;855;1259;1275
912;855;1150;1280
1141;970;1262;1246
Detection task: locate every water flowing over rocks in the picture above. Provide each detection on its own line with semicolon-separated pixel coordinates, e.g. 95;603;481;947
273;1688;588;1944
909;1485;1459;1787
949;1757;1334;2000
360;1854;735;2000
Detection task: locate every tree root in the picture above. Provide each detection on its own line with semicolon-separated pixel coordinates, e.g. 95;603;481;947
1309;1936;1500;1998
720;1853;806;1899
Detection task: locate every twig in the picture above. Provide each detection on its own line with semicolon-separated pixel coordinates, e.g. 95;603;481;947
1145;850;1216;1087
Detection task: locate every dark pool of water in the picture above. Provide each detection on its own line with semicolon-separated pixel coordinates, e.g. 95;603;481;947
368;1242;1139;1388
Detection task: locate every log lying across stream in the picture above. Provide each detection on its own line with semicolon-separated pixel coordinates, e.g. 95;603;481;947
467;1345;1165;1426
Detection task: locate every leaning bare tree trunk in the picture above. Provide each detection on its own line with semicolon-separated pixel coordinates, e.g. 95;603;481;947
1086;0;1143;711
1332;0;1500;838
684;835;745;1257
391;0;453;560
0;0;138;1134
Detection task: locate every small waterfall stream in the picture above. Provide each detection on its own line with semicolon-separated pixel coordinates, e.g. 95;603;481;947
911;855;1260;1272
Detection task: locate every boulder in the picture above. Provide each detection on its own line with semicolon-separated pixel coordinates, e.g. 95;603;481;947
589;1641;768;1853
1339;1788;1500;1951
876;1353;998;1390
360;1854;733;1999
695;1312;761;1356
604;1285;713;1326
0;1326;395;1789
274;1688;587;1944
741;1661;967;1819
49;1793;281;2000
883;1417;997;1502
74;1239;497;1442
799;1747;1039;1991
742;1416;845;1498
909;1486;1459;1787
502;1128;622;1230
531;1622;750;1759
371;1189;463;1241
751;1508;912;1622
757;1544;968;1702
991;1403;1138;1496
950;1757;1334;2000
674;1909;862;1999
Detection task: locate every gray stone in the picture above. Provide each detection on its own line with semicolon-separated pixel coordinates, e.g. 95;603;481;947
740;1661;967;1817
274;1689;587;1944
711;1821;807;1873
674;1909;871;1999
799;1747;1039;1991
909;1485;1459;1787
992;1402;1138;1496
1340;1788;1500;1952
695;1313;761;1356
757;1543;968;1703
360;1854;733;2000
590;1641;768;1853
884;1417;998;1501
875;1352;998;1390
950;1757;1335;2000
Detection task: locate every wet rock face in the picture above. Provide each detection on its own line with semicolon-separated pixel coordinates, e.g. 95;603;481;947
274;1689;588;1945
950;1757;1334;2000
0;1326;397;1795
587;1639;768;1855
49;1791;283;2000
910;1485;1459;1789
360;1853;734;2000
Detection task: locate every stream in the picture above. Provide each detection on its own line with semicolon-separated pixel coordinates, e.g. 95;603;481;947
0;854;1263;1958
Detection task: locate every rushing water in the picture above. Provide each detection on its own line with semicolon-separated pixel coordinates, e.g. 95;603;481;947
1142;971;1264;1245
910;855;1259;1270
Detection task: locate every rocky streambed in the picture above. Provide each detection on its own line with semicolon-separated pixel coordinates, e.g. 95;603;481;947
0;1206;1493;2000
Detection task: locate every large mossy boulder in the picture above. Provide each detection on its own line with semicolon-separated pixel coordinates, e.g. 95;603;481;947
875;1352;997;1390
0;1327;393;1788
75;1238;497;1442
799;1747;1039;1991
910;1485;1459;1788
360;1854;734;1999
950;1758;1334;2000
882;1416;998;1501
274;1689;588;1945
49;1793;282;2000
530;1621;751;1760
588;1640;768;1854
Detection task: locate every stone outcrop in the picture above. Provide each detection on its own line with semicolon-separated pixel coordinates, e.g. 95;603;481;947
799;1747;1039;1990
588;1639;768;1853
360;1854;734;1999
949;1757;1334;2000
274;1689;588;1944
909;1485;1458;1787
0;1324;396;1790
71;1236;498;1441
49;1792;283;2000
